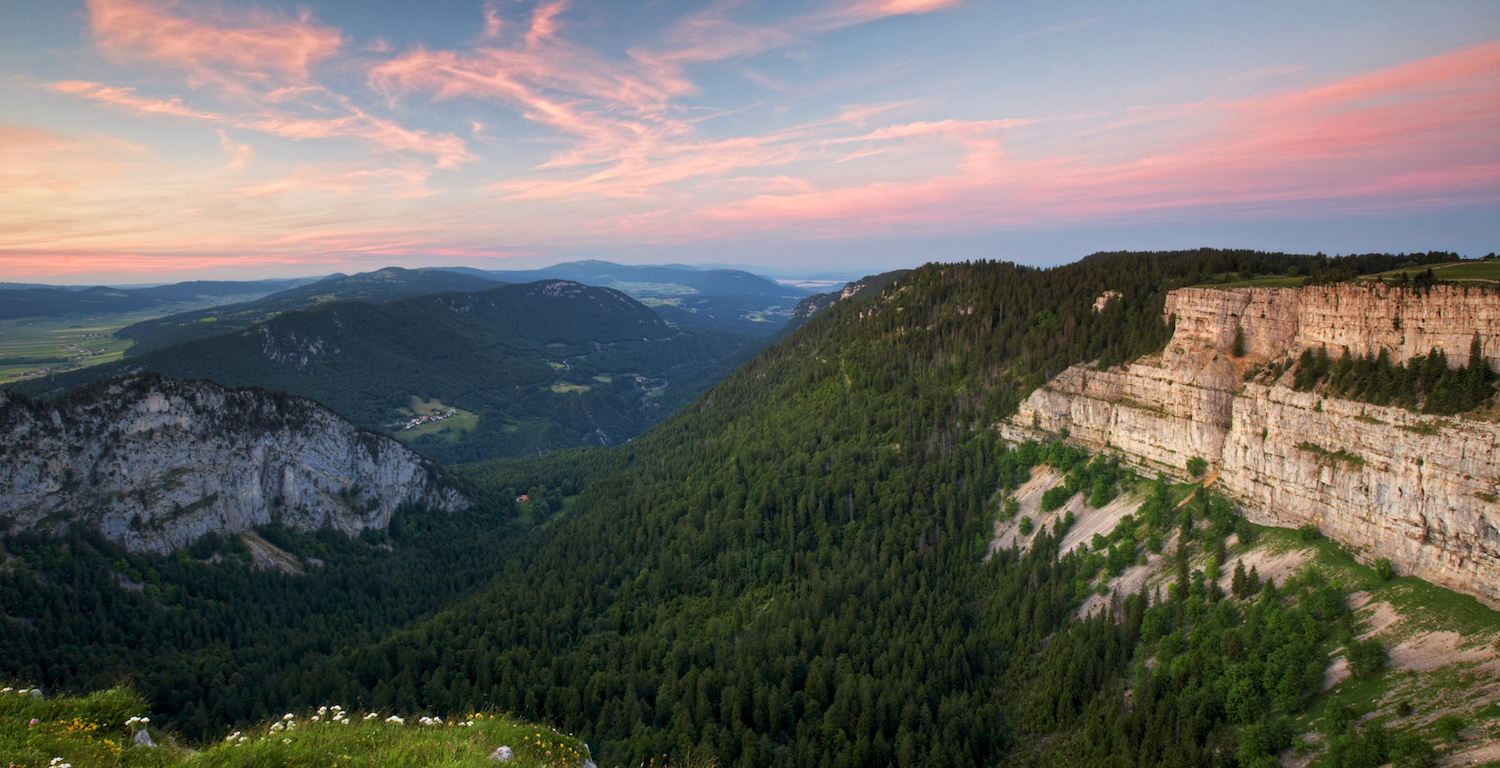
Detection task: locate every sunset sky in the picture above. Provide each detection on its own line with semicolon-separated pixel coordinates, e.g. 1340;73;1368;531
2;0;1498;283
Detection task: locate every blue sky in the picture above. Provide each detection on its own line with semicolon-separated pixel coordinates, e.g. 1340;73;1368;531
1;0;1497;282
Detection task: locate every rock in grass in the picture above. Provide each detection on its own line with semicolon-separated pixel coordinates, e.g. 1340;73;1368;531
489;746;514;762
133;728;155;748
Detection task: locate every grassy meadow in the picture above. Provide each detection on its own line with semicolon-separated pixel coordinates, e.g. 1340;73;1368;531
0;685;594;768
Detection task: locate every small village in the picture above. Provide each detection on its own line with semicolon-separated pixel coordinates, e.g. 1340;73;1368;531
397;408;458;431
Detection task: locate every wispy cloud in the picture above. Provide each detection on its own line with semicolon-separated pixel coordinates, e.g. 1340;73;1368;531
47;80;222;120
87;0;342;88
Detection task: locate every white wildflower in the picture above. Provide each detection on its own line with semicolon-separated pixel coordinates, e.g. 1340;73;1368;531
282;738;292;744
385;715;404;724
318;706;328;715
365;712;379;721
282;713;295;720
270;722;283;732
311;715;320;721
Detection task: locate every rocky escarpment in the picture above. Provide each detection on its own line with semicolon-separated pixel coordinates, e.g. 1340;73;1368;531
1003;283;1500;605
0;374;468;554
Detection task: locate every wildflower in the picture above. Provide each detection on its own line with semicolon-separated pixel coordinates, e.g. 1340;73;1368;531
29;718;39;726
282;738;292;744
271;722;284;732
385;715;404;724
282;713;295;720
318;706;328;715
364;712;379;720
311;716;320;722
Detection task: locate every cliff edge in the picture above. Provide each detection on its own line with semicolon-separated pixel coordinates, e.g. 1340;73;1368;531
0;374;469;554
1002;283;1500;605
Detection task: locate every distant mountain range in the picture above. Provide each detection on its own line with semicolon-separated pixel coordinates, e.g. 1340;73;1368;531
438;260;811;336
8;280;746;462
105;262;815;355
0;278;317;320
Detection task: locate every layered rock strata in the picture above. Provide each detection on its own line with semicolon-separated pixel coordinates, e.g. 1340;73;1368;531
0;374;468;554
1002;284;1500;605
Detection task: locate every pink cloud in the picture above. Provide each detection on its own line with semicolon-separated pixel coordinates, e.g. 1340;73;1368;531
238;165;436;199
0;125;139;197
217;130;254;171
42;82;473;169
686;39;1500;236
46;80;222;120
241;111;474;169
87;0;342;85
800;0;970;32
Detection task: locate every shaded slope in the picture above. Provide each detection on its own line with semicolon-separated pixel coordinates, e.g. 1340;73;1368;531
117;267;503;355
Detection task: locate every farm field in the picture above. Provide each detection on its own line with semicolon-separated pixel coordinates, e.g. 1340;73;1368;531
0;306;210;386
1361;259;1500;283
389;396;479;443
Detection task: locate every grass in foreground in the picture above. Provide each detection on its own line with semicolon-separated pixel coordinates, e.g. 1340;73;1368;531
1;686;592;768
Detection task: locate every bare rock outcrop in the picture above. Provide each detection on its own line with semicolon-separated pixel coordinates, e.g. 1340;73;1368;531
1003;284;1500;605
0;373;468;554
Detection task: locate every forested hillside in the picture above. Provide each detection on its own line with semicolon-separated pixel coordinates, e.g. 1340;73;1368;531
8;281;744;462
1;249;1471;766
115;267;503;355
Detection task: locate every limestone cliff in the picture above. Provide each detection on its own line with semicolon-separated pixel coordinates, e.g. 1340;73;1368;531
1002;283;1500;605
0;373;468;554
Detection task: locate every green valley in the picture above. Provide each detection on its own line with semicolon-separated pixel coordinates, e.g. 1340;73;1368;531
2;249;1496;768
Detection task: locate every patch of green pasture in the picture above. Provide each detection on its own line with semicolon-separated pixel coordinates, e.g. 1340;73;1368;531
389;397;479;444
0;319;134;385
549;382;591;393
635;297;683;307
1363;260;1500;282
1188;272;1308;288
606;281;698;296
1250;521;1500;638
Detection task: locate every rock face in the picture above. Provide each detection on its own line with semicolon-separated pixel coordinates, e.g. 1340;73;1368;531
0;374;468;554
1003;284;1500;605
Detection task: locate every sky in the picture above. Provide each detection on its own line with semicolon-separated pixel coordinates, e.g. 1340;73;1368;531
1;0;1498;284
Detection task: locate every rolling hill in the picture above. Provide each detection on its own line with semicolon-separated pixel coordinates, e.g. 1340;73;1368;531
115;267;503;355
444;260;811;336
0;278;316;320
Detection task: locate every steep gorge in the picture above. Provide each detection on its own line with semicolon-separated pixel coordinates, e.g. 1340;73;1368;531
1003;283;1500;604
0;374;468;554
